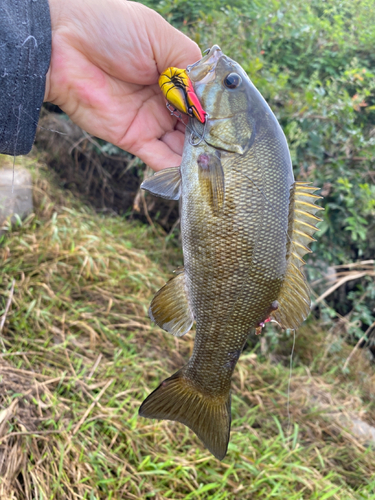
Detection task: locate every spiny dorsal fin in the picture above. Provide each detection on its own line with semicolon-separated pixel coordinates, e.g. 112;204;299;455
141;167;181;200
197;152;225;215
149;269;194;336
271;182;323;330
291;182;323;261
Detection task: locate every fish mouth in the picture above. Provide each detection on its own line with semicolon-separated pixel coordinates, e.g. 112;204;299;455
187;45;223;85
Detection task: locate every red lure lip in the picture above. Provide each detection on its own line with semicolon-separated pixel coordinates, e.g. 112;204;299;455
185;78;207;123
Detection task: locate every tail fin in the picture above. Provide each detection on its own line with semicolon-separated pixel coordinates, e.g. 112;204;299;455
139;369;231;460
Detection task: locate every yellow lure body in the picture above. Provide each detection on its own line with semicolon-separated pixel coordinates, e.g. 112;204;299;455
159;67;207;123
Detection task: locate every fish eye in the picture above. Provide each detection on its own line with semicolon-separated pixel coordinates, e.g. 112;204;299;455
224;73;241;89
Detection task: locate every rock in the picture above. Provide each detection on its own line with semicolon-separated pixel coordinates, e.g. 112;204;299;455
0;168;33;228
348;417;375;445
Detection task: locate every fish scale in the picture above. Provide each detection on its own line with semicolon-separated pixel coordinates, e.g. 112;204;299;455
139;45;323;460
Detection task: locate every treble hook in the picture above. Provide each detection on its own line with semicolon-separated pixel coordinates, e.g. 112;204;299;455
166;102;196;135
166;102;185;122
165;88;208;147
189;114;209;147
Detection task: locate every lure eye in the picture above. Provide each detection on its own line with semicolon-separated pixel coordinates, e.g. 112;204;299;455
224;73;241;89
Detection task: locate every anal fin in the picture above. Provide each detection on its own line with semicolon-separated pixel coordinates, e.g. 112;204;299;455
141;167;181;200
149;269;193;336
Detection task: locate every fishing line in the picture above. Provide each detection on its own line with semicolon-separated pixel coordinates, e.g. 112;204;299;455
286;328;296;440
11;104;23;194
233;153;311;442
11;106;69;194
233;167;301;436
17;106;69;136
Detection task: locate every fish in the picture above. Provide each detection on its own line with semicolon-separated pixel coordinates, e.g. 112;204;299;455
139;45;323;460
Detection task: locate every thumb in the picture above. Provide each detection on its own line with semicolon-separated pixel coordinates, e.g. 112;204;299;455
145;9;202;74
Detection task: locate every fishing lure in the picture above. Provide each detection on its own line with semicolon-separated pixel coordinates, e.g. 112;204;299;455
159;67;207;124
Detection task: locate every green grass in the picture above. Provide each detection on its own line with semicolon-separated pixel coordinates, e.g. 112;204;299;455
0;155;374;499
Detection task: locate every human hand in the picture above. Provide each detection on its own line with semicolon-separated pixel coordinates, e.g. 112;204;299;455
44;0;201;171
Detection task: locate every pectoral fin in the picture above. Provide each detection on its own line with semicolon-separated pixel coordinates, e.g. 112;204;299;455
141;167;181;200
197;152;225;215
272;182;323;330
149;269;193;336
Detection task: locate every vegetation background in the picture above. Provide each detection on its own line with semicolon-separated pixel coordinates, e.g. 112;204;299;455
0;0;374;498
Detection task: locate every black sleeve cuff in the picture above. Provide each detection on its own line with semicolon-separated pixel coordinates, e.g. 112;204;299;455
0;0;51;155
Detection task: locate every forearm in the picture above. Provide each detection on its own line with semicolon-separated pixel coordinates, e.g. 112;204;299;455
0;0;51;155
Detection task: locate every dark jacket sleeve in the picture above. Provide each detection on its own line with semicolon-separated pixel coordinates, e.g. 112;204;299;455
0;0;51;155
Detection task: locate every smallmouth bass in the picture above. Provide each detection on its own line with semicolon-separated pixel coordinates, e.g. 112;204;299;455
139;46;322;460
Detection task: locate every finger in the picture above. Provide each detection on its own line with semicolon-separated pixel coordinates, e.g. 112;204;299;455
145;7;202;73
160;129;186;155
131;138;182;172
80;2;201;85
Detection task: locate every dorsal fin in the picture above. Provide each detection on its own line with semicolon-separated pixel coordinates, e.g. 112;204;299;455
271;182;323;330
